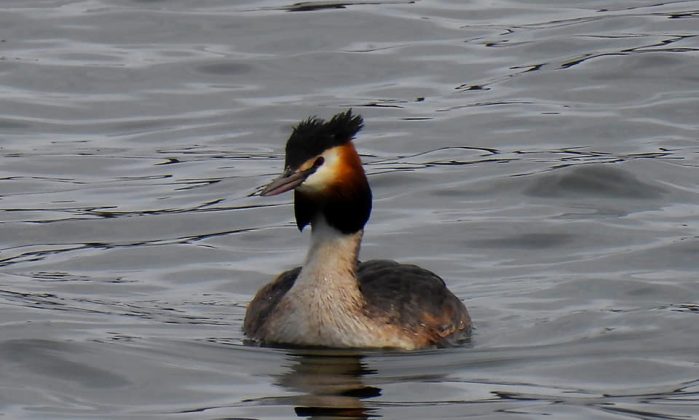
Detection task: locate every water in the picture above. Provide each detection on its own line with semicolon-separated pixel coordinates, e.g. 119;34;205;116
1;0;698;418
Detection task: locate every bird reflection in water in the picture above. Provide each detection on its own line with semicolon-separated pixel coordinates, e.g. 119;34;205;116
276;350;380;419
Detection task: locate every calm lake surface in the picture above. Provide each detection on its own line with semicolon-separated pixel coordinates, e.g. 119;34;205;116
1;1;699;419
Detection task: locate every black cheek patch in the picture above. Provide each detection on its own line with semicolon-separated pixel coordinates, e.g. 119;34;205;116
324;184;372;234
293;180;372;234
294;191;315;231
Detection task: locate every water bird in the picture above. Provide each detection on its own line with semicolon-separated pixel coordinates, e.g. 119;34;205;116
244;110;470;349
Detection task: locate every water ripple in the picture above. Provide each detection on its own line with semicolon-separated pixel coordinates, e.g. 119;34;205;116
1;1;699;419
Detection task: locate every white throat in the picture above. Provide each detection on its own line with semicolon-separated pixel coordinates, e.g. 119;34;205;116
293;217;362;289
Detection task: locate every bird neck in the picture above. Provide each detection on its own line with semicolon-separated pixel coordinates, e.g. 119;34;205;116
276;216;371;348
293;216;362;290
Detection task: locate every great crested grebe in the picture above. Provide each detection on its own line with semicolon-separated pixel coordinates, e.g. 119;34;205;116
244;110;470;350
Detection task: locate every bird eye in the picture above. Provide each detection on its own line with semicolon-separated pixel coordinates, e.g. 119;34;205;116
313;157;325;168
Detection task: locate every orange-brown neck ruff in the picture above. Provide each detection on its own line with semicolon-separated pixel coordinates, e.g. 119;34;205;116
328;142;368;195
294;143;372;234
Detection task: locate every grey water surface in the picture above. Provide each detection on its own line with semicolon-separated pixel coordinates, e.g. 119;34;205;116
1;1;699;419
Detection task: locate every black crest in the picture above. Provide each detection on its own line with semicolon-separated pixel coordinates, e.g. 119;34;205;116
284;109;364;169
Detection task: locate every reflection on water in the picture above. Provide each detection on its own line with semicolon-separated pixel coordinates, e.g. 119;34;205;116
1;0;699;418
278;352;379;419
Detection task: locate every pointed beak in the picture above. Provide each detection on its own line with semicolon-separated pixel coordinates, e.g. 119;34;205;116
260;167;313;196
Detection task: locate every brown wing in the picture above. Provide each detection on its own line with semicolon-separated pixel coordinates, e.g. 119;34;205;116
243;266;301;338
357;260;471;347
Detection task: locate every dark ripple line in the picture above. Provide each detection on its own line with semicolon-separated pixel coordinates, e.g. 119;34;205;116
0;226;259;268
597;404;691;420
561;34;698;69
0;288;230;325
370;146;500;163
282;0;414;13
491;382;699;419
368;147;680;176
457;30;697;91
5;202;278;224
